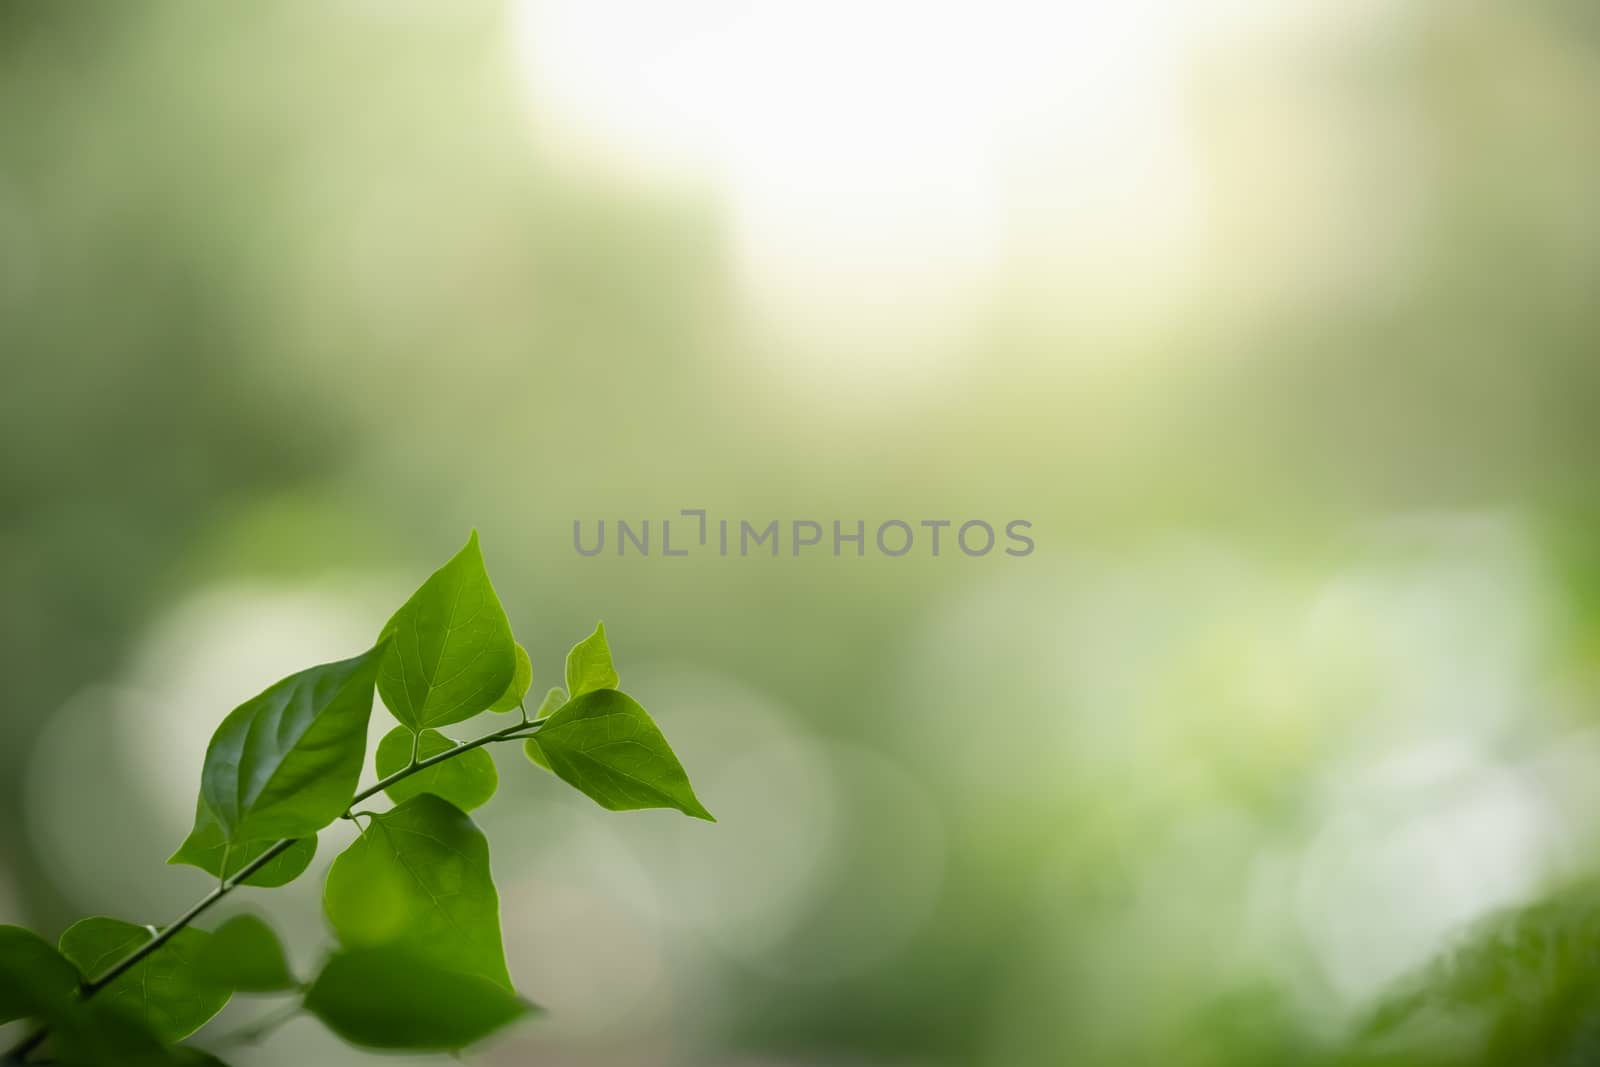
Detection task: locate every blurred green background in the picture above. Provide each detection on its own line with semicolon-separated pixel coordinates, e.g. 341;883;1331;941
5;2;1600;1064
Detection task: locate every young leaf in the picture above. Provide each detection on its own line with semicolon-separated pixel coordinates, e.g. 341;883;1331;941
565;622;619;698
323;794;511;989
58;918;231;1042
531;689;713;821
306;946;533;1051
522;687;565;771
534;686;566;719
195;915;296;993
0;924;81;1024
200;646;382;846
488;642;533;713
374;725;498;812
376;531;517;730
168;796;317;888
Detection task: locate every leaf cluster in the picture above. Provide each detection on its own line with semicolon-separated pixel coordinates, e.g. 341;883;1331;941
1;532;711;1064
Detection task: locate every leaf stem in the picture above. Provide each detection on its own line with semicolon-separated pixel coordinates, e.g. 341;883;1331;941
4;715;545;1062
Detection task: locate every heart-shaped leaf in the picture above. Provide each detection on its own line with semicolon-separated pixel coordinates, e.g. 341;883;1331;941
306;946;533;1051
195;915;296;993
58;917;231;1042
200;647;382;847
531;689;713;820
565;622;618;698
168;796;316;887
374;726;498;812
324;794;511;989
376;531;516;730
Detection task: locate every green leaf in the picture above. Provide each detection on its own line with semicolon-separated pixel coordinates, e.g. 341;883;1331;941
170;1051;233;1067
531;689;713;821
58;918;230;1042
376;531;517;730
0;931;208;1067
374;725;498;812
488;642;533;713
323;794;511;989
51;998;221;1067
200;647;382;846
565;622;619;698
0;924;81;1024
306;946;533;1051
195;915;295;993
1354;881;1600;1062
534;686;566;719
522;687;566;771
168;796;316;888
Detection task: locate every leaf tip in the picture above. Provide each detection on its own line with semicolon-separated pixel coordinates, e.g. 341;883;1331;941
677;785;716;822
452;528;486;566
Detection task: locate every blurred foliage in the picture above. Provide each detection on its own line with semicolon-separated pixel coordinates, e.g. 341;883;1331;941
1347;883;1600;1067
4;1;1600;1065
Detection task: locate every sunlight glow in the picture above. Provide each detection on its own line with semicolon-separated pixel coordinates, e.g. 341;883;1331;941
511;0;1202;373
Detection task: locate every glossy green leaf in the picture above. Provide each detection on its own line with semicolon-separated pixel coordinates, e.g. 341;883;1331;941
376;531;517;730
58;918;230;1042
532;689;713;820
522;687;566;771
195;915;295;993
565;622;619;698
374;726;498;812
0;924;81;1024
168;796;316;888
488;642;533;713
200;647;382;846
323;794;511;989
306;947;533;1051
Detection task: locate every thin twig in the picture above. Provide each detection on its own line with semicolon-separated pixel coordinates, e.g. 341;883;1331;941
4;714;545;1061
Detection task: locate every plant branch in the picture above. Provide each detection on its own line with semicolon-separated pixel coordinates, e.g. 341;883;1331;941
4;714;545;1063
352;715;542;810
